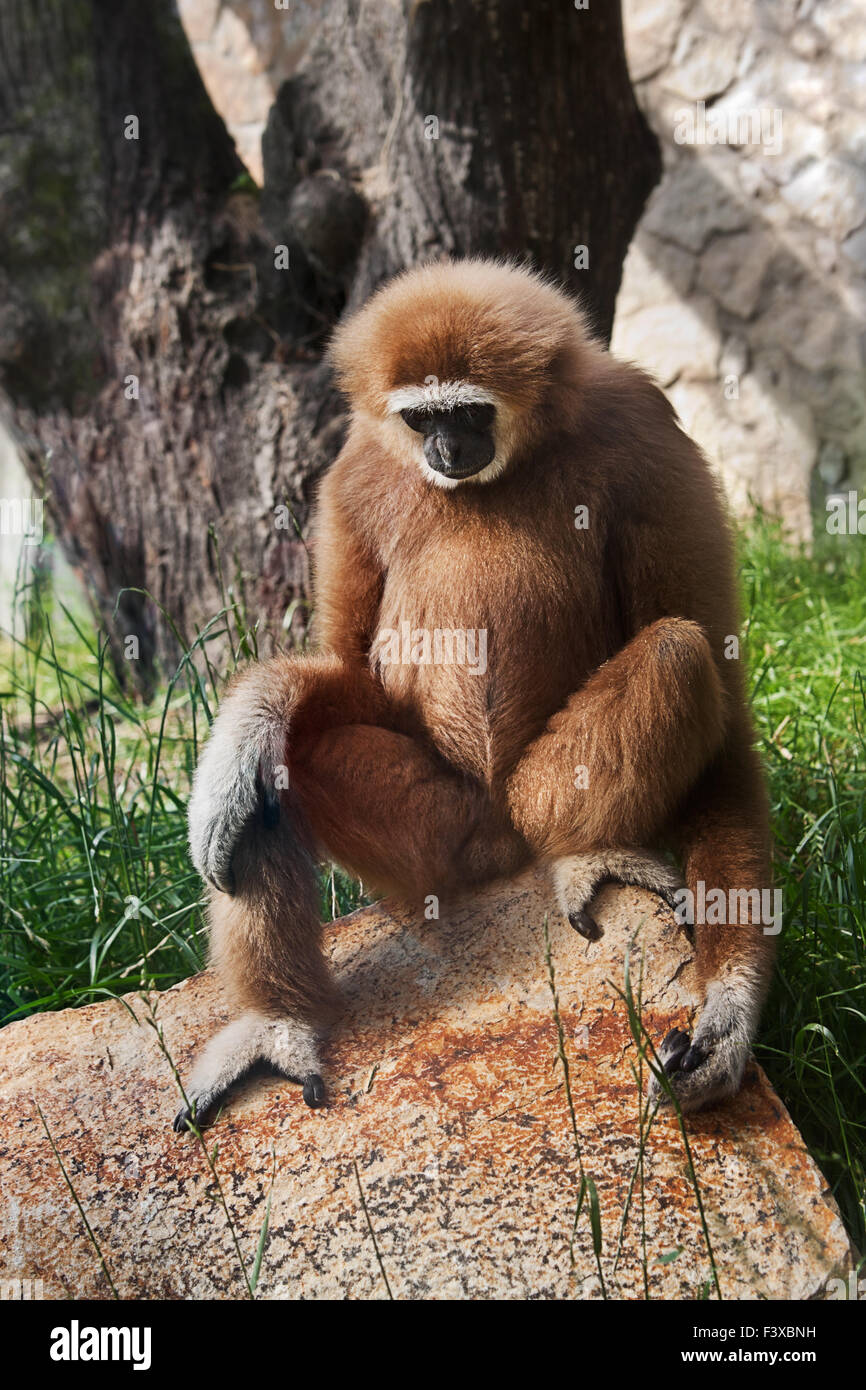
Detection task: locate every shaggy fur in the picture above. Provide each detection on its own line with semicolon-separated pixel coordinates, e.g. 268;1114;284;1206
182;258;774;1128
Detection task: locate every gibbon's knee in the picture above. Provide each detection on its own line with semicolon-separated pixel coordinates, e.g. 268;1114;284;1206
188;652;387;895
506;617;726;859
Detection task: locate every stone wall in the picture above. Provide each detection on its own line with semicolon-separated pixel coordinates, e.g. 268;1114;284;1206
613;0;866;537
177;0;866;539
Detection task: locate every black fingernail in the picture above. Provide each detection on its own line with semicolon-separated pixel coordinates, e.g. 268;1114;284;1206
681;1044;706;1072
569;909;602;941
303;1073;326;1108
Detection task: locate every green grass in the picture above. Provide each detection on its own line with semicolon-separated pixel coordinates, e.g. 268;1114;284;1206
0;516;864;1256
741;516;866;1250
0;562;363;1020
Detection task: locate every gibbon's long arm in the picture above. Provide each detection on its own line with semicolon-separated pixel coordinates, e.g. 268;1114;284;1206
187;460;389;898
311;454;385;665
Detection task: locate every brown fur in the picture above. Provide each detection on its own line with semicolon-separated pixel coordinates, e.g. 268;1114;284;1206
190;258;775;1115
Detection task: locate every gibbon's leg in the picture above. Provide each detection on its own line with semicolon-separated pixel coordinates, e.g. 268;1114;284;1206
552;850;684;942
649;728;775;1113
179;670;527;1130
180;653;392;1130
187;652;390;896
505;617;727;860
289;723;530;899
176;786;338;1130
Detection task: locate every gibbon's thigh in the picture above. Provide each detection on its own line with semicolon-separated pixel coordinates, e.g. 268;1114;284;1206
289;724;530;900
506;617;727;860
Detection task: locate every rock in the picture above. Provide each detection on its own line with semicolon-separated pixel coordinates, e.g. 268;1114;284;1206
0;870;854;1300
177;0;321;183
612;295;719;384
818;440;847;487
666;24;741;103
698;230;773;317
781;158;866;239
641;158;749;254
622;0;687;83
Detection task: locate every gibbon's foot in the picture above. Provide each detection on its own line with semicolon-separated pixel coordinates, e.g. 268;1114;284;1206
649;977;758;1113
659;1027;691;1074
172;1011;325;1132
173;1070;325;1132
553;849;684;942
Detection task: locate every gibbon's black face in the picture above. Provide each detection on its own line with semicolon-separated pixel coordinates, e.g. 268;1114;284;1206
400;402;496;480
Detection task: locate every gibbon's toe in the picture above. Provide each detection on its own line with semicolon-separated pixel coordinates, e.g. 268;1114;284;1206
660;1028;691;1075
173;1092;218;1133
302;1073;327;1108
173;1104;196;1134
568;908;603;941
679;1041;708;1073
650;1030;747;1112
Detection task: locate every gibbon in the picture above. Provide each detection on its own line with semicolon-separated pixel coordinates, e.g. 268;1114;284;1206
180;258;773;1130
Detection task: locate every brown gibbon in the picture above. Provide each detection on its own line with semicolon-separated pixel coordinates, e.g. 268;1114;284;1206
180;258;774;1130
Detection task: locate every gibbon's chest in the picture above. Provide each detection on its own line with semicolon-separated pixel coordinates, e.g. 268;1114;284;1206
369;499;613;784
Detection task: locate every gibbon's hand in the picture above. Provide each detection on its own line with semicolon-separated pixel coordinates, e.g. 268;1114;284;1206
187;684;283;895
648;973;760;1112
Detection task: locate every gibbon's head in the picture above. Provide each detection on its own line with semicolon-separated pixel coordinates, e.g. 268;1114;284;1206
330;258;593;489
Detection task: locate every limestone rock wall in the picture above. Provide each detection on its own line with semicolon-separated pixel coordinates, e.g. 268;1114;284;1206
176;0;321;183
615;0;866;537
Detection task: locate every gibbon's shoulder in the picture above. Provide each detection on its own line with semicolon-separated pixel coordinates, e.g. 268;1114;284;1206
575;350;715;490
314;420;398;550
319;419;390;502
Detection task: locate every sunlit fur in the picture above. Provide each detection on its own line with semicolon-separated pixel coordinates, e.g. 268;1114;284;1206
184;258;775;1125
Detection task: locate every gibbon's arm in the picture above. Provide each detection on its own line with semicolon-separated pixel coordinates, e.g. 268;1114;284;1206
311;453;385;665
188;453;388;895
505;420;735;859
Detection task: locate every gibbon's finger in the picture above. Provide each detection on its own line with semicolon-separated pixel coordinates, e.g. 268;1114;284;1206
568;908;603;942
302;1073;327;1108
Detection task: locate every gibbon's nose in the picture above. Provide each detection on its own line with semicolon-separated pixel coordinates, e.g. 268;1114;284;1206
423;427;495;479
435;433;457;468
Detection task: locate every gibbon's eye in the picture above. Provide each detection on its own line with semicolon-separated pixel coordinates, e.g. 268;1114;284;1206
400;407;430;433
457;402;496;432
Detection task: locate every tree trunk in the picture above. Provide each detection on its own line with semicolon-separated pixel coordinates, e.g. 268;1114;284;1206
0;0;660;692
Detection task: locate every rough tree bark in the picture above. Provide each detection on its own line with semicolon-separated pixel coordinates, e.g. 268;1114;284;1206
0;0;660;691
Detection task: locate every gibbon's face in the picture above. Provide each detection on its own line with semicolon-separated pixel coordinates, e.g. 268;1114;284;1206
386;382;506;490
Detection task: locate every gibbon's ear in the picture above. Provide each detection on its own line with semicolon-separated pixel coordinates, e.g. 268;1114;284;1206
329;258;596;422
